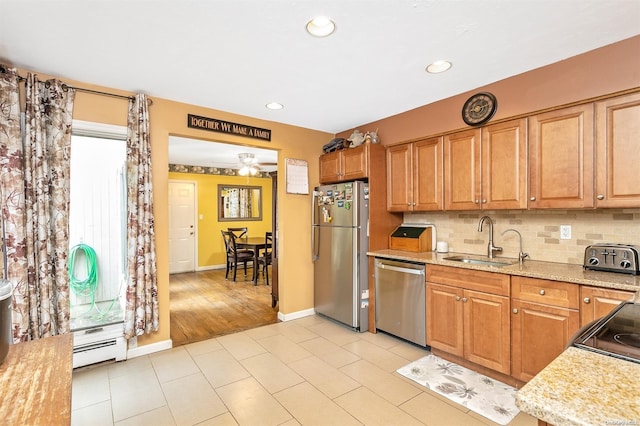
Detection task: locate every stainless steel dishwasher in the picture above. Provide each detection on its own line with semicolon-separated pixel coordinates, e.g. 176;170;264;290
374;258;426;346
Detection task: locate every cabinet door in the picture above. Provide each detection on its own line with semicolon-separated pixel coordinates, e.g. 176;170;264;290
511;299;580;382
386;143;413;211
426;283;463;357
463;290;511;374
319;151;342;183
413;137;444;211
529;104;594;208
342;145;368;181
444;128;482;210
481;118;528;210
595;92;640;208
580;286;635;326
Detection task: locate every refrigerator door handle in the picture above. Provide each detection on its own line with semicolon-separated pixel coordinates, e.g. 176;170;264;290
311;191;319;261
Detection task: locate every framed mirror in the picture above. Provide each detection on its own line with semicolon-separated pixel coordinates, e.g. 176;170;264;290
218;184;262;221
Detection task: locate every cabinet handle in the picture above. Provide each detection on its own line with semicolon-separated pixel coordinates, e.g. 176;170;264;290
474;200;479;204
455;296;461;301
530;196;536;201
412;202;416;206
482;199;487;204
597;195;604;200
462;297;468;303
407;203;411;206
512;308;518;314
539;289;545;295
583;297;591;304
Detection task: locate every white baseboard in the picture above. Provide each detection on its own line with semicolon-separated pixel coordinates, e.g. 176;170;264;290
127;339;172;358
196;264;225;272
277;308;316;322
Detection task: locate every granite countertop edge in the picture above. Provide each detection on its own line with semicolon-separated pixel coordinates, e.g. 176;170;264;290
367;249;640;295
514;347;640;426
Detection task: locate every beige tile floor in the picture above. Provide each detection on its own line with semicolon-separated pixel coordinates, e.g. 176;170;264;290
71;315;538;426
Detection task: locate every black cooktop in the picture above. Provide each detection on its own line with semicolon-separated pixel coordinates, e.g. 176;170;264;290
573;302;640;364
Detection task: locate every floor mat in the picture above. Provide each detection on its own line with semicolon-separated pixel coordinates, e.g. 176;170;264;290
396;354;519;425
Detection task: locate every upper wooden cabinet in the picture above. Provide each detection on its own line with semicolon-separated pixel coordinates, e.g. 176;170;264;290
319;144;369;183
528;104;595;209
386;137;443;212
444;118;527;210
595;92;640;208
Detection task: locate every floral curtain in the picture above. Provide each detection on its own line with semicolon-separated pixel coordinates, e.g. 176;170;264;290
22;74;75;340
124;93;159;339
0;70;75;341
0;67;28;341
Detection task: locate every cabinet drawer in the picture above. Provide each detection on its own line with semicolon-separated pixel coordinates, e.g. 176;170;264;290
511;276;579;309
427;265;509;296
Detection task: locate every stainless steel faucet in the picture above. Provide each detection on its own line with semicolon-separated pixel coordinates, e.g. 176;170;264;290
501;228;530;265
478;215;502;258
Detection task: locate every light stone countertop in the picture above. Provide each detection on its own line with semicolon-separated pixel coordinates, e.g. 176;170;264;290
367;250;640;297
514;347;640;426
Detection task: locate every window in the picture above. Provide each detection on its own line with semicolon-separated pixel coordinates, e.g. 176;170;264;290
68;121;127;330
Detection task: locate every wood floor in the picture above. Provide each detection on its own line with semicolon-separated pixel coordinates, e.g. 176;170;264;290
169;268;278;346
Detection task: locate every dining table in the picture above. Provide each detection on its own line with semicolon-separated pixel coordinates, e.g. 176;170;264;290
236;236;271;285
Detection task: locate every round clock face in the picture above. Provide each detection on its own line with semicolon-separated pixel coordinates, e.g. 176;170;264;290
462;92;497;126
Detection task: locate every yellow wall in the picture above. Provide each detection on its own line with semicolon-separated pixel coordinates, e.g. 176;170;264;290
169;172;272;268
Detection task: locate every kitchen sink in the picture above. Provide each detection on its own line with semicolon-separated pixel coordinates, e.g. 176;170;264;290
442;256;513;267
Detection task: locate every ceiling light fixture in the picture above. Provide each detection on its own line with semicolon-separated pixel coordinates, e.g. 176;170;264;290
265;102;284;110
306;16;336;37
238;153;259;176
426;60;452;74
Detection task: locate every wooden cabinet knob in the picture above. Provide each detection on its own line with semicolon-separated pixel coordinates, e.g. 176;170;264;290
539;289;545;295
512;308;519;314
474;200;479;204
530;196;536;201
482;199;487;204
583;297;591;304
597;194;605;200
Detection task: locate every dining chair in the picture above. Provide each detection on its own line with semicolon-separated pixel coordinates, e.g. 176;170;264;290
221;230;254;281
257;231;273;285
228;227;248;239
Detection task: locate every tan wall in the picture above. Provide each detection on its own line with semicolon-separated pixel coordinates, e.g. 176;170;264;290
13;35;640;348
15;67;331;348
168;172;272;268
337;36;640;143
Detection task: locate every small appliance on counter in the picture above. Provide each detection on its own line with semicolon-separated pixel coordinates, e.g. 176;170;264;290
583;243;640;275
389;223;436;253
572;302;640;364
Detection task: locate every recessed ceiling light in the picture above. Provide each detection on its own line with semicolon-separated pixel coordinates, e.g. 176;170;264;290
306;16;336;37
426;60;452;74
265;102;284;110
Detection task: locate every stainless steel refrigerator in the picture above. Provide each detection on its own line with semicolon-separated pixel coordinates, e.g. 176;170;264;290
312;181;369;331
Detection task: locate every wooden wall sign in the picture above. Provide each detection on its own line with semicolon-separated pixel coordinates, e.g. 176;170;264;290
187;114;271;141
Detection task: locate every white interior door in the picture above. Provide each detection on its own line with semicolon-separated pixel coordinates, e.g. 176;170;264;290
169;181;196;273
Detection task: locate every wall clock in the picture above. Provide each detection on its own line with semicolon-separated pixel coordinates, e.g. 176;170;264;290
462;92;497;126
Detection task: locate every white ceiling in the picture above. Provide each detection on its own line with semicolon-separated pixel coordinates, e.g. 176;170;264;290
1;1;638;167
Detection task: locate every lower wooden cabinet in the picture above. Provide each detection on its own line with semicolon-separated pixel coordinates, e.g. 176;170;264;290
510;276;580;382
510;298;580;382
580;286;635;326
427;265;511;375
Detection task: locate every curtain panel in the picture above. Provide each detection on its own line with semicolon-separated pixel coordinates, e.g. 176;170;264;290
0;67;29;341
124;93;159;339
22;74;75;340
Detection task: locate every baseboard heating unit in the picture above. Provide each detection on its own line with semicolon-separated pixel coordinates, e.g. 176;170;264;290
72;322;127;368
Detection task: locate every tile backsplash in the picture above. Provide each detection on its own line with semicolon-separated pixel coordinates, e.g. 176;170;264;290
405;209;640;265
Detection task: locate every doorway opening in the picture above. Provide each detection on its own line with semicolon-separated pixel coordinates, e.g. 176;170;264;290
168;136;278;345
